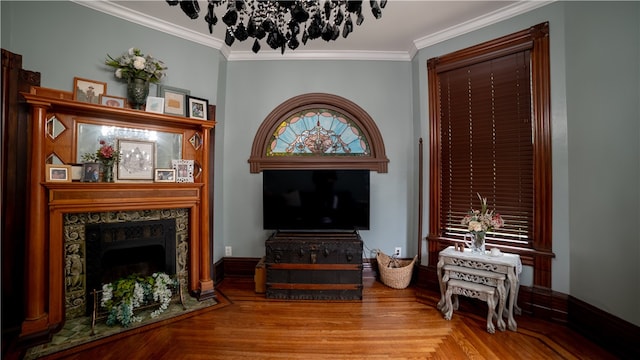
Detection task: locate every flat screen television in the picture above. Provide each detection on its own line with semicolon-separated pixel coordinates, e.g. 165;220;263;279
263;169;370;231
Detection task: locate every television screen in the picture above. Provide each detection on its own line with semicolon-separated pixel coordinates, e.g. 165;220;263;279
263;169;370;231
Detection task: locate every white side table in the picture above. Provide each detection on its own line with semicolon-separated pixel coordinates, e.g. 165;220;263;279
436;246;522;331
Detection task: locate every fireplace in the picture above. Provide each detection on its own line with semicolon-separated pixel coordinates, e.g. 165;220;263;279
64;210;189;319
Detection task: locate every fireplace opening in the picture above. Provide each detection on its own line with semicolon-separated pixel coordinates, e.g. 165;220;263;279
100;245;166;285
84;218;177;313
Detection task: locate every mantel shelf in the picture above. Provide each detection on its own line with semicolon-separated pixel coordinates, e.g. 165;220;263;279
21;90;215;130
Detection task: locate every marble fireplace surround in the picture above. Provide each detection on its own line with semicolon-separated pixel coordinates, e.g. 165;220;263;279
64;209;189;319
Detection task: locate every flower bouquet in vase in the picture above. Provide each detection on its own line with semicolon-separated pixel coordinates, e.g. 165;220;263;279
105;47;167;109
82;140;120;182
461;193;504;253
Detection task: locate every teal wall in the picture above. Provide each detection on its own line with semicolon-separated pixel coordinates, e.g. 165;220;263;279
2;1;639;326
564;1;640;325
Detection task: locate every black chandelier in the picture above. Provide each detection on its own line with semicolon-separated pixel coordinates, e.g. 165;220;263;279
167;1;387;54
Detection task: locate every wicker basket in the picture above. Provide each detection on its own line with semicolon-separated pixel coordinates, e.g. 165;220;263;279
376;251;417;289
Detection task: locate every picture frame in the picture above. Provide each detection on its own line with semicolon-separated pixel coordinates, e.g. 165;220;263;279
73;77;107;104
145;96;165;114
117;139;155;181
70;164;83;181
46;164;72;182
157;85;190;116
154;168;176;183
186;95;209;120
100;94;127;108
80;162;101;183
172;159;194;183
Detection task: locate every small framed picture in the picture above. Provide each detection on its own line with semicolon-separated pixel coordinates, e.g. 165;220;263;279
145;96;165;114
117;139;155;181
100;94;127;108
172;159;194;183
70;164;83;181
80;162;101;182
73;77;107;104
158;85;190;116
186;96;209;120
154;168;176;182
46;164;72;182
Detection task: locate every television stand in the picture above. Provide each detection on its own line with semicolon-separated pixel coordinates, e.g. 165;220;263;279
264;231;363;300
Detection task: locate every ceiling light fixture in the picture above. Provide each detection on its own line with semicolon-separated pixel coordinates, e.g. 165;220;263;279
167;0;387;54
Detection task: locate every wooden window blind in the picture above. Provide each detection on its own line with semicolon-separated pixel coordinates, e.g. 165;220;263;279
438;51;534;248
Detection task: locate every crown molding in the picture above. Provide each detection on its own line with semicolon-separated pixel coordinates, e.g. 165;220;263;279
73;0;552;62
413;1;555;50
71;0;224;49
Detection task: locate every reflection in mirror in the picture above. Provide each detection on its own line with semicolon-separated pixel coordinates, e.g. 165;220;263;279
46;116;66;140
189;133;202;151
46;153;64;165
76;123;182;167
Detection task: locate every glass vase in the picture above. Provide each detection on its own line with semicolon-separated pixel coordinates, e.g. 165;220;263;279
127;77;149;110
469;232;486;253
101;161;114;182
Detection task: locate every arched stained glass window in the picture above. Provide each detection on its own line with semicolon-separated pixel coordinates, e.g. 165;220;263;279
248;93;389;173
267;109;369;156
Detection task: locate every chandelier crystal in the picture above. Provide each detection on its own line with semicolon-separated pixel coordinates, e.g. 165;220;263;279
167;0;387;54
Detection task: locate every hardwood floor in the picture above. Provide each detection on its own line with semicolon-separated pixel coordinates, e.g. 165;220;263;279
22;277;618;359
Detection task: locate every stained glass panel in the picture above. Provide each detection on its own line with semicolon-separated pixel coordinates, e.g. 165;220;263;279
267;109;369;156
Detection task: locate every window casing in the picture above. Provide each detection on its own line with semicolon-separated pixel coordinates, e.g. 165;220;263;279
427;22;553;287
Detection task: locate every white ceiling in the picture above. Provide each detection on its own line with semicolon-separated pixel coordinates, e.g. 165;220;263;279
76;1;551;60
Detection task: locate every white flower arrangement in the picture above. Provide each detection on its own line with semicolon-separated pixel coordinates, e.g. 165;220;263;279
100;272;178;327
105;47;167;84
461;193;505;235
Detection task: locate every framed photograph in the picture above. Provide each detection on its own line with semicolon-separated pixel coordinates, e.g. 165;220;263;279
157;85;190;116
117;140;155;181
46;164;72;182
73;77;107;104
172;159;194;183
154;168;176;183
145;96;165;114
186;96;209;120
70;164;83;181
80;162;101;182
100;94;127;108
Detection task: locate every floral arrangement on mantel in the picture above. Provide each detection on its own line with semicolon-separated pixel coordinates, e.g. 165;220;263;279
461;193;504;251
105;47;167;83
100;272;178;327
82;140;120;165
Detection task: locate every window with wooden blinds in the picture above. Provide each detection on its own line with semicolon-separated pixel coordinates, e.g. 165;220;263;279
428;22;553;279
438;51;533;248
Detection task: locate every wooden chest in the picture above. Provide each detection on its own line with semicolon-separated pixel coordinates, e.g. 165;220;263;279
265;231;363;300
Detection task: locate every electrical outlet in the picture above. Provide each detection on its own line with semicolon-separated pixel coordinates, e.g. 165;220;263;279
225;246;232;256
394;247;402;257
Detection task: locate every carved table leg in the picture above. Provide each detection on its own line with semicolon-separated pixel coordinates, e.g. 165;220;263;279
495;279;506;331
486;292;496;334
443;285;454;321
506;270;519;331
436;257;446;312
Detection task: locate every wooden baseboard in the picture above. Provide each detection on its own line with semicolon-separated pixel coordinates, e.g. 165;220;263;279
568;295;640;359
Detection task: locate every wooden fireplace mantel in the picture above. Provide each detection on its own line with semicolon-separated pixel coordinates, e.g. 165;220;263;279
19;87;216;341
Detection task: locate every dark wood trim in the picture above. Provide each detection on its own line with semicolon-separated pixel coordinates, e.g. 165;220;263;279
426;22;554;288
247;93;389;173
568;295;640;359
